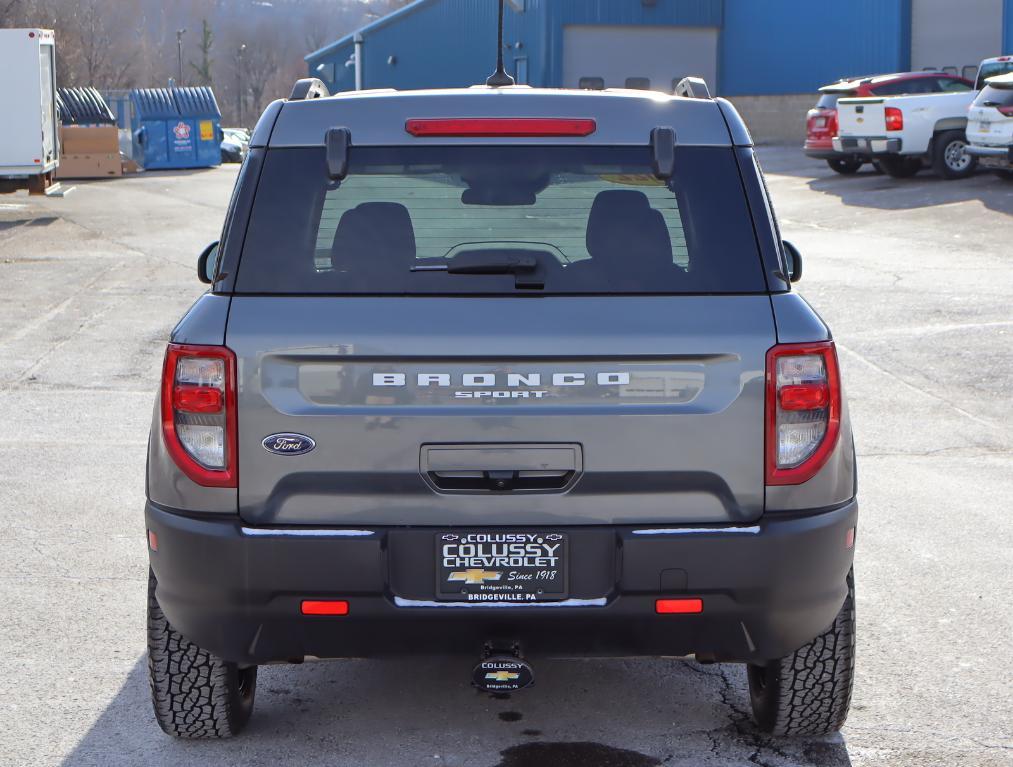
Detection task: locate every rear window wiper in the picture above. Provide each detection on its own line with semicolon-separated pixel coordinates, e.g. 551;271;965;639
411;251;544;288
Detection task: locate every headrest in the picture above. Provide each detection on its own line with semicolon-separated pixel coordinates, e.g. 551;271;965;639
586;190;669;265
331;202;416;270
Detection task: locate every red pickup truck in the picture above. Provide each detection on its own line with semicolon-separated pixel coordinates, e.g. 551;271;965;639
805;71;974;174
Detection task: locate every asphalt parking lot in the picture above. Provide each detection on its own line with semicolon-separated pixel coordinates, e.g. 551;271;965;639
1;149;1011;767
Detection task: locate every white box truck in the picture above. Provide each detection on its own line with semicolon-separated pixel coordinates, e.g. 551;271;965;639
0;28;59;194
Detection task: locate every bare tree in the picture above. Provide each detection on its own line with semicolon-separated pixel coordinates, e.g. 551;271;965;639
189;17;214;86
242;24;281;117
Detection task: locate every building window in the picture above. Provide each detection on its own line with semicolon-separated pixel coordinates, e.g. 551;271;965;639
578;77;605;90
625;77;651;90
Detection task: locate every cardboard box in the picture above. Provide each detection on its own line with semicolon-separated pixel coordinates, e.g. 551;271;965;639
56;153;122;179
59;125;119;155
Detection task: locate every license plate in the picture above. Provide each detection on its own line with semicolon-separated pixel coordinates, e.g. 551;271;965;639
435;531;568;602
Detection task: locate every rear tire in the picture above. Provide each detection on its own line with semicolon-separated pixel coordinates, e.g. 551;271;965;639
747;569;856;736
878;156;922;178
826;158;862;175
994;169;1013;181
931;130;978;179
147;570;257;738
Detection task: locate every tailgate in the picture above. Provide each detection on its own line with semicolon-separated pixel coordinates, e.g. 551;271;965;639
228;296;774;528
836;98;886;136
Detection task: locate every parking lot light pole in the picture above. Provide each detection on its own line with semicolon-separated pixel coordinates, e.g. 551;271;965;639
176;29;186;86
236;43;246;127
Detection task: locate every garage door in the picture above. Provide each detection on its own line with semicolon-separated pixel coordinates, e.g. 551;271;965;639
562;25;718;95
911;0;1004;76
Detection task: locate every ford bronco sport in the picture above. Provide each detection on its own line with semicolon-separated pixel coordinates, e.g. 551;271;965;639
145;72;858;739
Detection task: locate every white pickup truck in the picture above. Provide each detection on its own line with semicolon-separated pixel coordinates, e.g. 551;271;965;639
833;56;1013;180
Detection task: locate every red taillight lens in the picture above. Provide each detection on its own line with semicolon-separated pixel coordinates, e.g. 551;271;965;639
766;342;841;486
173;385;223;413
161;344;237;488
998;105;1013;117
656;598;703;614
779;383;829;410
301;600;349;616
405;118;597;137
885;107;904;131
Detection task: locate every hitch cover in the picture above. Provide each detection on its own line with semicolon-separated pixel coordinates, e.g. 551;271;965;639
473;655;534;693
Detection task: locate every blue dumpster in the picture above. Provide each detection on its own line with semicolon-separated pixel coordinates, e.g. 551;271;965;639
130;86;222;170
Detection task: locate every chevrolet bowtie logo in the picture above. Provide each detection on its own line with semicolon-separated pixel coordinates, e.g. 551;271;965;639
448;569;503;585
485;670;520;682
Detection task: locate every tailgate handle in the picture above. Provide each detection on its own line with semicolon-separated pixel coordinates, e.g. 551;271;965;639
421;444;582;493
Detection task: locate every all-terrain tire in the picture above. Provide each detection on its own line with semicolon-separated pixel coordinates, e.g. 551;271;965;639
147;570;257;738
826;158;862;175
878;156;922;178
746;569;856;736
931;130;978;180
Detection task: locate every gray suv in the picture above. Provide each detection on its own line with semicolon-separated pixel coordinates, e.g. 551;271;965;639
145;78;858;739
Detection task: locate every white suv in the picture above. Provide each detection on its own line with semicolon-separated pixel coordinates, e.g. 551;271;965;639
966;71;1013;180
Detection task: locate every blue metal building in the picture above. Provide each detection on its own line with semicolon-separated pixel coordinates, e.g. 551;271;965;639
130;87;222;170
307;0;1011;97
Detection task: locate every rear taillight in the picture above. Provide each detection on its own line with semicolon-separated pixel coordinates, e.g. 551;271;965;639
998;105;1013;117
885;107;904;131
161;343;237;487
766;342;841;485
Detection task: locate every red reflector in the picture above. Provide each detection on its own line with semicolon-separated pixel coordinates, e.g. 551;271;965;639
301;600;349;616
172;385;223;413
845;527;856;549
779;383;829;411
656;598;703;614
147;530;158;551
405;118;597;137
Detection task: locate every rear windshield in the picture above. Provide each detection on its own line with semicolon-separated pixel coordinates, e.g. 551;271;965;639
977;61;1013;90
816;92;852;108
234;146;767;295
974;83;1013;107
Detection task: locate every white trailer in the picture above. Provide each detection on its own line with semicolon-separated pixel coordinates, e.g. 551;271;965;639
0;28;59;194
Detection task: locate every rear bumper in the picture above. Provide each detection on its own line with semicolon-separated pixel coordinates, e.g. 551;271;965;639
804;139;861;161
146;499;858;665
833;136;903;155
965;143;1013;167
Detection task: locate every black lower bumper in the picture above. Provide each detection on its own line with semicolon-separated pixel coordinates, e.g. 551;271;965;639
146;500;858;666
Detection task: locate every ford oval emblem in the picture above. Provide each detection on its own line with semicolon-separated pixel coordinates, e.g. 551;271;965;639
262;433;316;456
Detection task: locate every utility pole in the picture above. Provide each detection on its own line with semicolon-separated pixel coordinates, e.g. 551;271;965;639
236;43;246;127
176;28;186;86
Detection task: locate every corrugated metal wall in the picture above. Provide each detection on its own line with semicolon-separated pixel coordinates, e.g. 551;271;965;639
308;0;1008;98
719;0;910;95
1006;0;1013;52
309;0;722;93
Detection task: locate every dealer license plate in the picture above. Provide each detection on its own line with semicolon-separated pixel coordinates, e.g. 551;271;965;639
435;531;568;602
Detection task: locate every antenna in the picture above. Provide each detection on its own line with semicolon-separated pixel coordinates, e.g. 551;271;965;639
485;0;515;87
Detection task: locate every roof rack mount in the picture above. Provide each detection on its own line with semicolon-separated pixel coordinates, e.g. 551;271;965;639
291;78;330;101
674;77;711;100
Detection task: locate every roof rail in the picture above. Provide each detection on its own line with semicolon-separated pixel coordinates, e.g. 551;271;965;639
290;78;330;101
674;76;711;100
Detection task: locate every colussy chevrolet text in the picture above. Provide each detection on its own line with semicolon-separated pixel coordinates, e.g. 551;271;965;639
144;73;858;739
